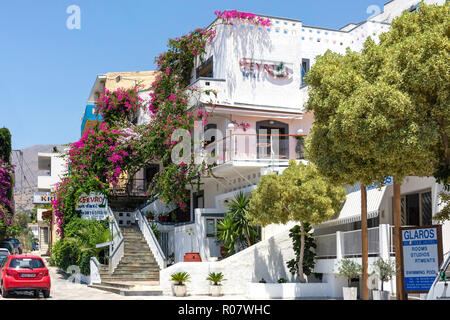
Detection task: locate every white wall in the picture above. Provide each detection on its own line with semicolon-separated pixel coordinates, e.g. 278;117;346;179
161;225;296;295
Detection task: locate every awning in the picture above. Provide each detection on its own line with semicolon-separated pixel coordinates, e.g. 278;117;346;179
318;185;386;227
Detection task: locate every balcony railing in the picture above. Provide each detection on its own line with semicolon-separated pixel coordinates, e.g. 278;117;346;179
315;226;382;259
110;177;150;197
202;133;305;166
188;77;228;107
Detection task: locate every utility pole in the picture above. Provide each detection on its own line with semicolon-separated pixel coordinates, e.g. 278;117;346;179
393;180;407;300
361;185;369;300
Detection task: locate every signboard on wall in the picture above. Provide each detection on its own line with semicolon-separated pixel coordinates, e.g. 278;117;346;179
239;58;293;81
366;176;393;191
401;225;443;293
33;192;56;204
76;192;108;220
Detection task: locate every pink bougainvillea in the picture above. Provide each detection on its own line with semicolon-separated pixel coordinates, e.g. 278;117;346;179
0;159;14;225
214;10;272;27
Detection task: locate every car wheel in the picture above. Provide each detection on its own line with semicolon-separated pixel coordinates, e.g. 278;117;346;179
1;284;8;298
34;290;40;298
43;290;50;298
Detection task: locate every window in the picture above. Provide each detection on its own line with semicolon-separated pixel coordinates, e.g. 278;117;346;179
301;58;310;87
9;258;45;269
193;190;204;219
144;164;159;189
399;190;432;226
206;218;216;237
196;56;213;79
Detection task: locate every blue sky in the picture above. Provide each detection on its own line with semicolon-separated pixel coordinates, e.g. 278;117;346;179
0;0;386;150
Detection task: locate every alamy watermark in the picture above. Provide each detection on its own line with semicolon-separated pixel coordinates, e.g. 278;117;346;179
66;5;81;30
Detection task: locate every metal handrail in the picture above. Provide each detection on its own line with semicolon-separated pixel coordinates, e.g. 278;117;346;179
136;208;167;269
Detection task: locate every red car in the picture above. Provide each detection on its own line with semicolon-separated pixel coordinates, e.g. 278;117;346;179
0;255;51;298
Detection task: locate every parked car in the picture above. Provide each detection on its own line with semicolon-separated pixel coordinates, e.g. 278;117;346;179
0;241;17;255
427;251;450;300
0;255;51;298
5;239;22;254
0;249;9;266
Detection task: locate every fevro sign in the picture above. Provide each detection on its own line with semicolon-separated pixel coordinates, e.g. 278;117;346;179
401;225;443;293
76;192;108;220
239;58;293;81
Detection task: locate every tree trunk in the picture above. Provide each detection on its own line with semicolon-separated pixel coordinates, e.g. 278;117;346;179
298;223;306;283
361;185;369;300
393;179;406;300
244;229;251;248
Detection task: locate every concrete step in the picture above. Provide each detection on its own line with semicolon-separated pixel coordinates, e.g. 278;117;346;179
88;283;163;296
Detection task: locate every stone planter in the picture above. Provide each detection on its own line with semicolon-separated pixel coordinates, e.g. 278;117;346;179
210;285;222;297
372;290;389;300
342;287;358;300
173;284;187;297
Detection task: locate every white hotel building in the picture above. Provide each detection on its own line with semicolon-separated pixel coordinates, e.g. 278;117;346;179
152;0;449;298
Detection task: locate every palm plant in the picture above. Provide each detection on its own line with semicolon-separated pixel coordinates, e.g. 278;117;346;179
206;272;226;286
226;192;256;247
171;272;191;285
216;215;239;254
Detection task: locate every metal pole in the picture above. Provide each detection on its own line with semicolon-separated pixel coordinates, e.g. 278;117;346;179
393;180;406;300
361;185;369;300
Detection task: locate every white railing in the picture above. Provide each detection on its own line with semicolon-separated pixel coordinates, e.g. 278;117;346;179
315;226;381;259
89;257;101;285
136;208;167;269
202;133;305;166
107;206;124;274
315;234;337;258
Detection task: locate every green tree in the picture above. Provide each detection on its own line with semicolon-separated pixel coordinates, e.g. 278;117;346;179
286;223;316;278
304;2;449;298
0;128;12;164
248;161;346;282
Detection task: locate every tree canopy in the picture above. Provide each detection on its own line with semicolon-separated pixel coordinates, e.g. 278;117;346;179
305;2;449;186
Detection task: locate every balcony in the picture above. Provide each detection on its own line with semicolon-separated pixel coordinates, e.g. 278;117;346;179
313;224;401;261
110;177;149;197
201;133;305;168
188;77;229;107
81;104;103;136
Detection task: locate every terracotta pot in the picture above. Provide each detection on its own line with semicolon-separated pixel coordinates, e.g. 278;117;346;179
147;216;154;221
184;252;202;262
220;246;227;257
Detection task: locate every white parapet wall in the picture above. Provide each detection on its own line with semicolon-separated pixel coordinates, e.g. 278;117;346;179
246;283;331;299
160;227;298;296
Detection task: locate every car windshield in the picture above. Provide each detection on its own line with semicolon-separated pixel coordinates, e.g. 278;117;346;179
9;258;45;269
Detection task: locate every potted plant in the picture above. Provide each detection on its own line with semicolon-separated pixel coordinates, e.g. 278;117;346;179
371;257;396;300
183;228;201;262
170;272;190;297
146;211;155;221
206;272;226;296
158;214;167;222
336;258;362;300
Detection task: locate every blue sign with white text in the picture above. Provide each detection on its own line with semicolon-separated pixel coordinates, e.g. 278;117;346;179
402;227;440;292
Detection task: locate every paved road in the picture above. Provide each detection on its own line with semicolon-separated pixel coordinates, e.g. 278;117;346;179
1;266;249;300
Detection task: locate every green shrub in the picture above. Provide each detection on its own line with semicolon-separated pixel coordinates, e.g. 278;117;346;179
51;217;110;275
171;272;190;285
206;272;226;286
